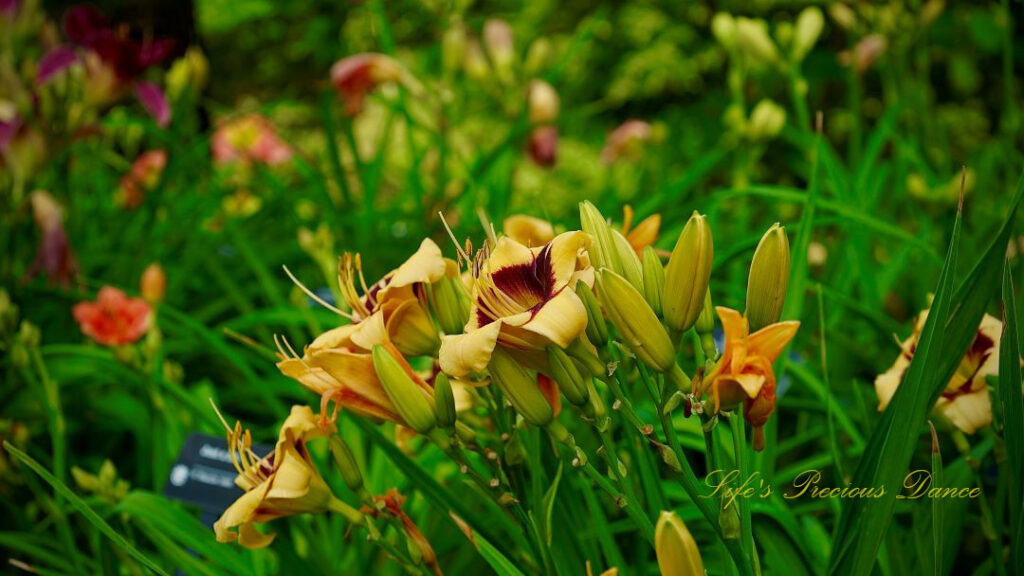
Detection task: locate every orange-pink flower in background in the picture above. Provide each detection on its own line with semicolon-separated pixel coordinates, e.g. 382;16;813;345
330;53;404;116
118;150;166;208
72;287;151;346
211;114;292;166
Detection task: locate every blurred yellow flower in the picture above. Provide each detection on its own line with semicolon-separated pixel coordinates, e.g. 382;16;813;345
875;311;1001;434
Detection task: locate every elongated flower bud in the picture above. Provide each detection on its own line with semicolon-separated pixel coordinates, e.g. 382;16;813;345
546;346;589;407
140;263;166;304
641;246;664;316
329;436;364;493
792;7;824;62
595;268;676;373
489;346;553;427
695;290;717;359
371;345;436;434
442;21;467;76
612;229;644;292
433;372;457;429
580;201;622;276
746;223;790;331
429;274;470;335
655;511;705;576
576;282;608;346
528;80;559;125
663;212;713;334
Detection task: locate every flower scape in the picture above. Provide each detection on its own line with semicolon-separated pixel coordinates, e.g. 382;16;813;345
2;2;1023;576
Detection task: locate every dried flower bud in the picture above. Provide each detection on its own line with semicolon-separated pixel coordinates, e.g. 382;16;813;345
140;263;166;304
580;201;622;276
641;246;664;316
792;7;824;62
371;344;437;434
663;212;713;334
595;268;676;373
746;223;791;331
576;282;608;346
329;435;364;493
433;372;457;429
527;126;558;167
655;511;705;576
547;346;589;407
488;346;553;427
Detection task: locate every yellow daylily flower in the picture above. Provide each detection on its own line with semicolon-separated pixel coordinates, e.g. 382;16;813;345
214;406;361;549
697;307;799;450
439;231;593;376
503;214;556;247
875;310;1001;434
337;238;451;357
275;314;433;427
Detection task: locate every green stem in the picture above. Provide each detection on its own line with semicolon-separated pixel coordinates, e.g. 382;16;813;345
730;415;759;576
594;425;656;545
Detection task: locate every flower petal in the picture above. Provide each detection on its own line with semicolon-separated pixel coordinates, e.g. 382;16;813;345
874;351;910;411
134;82;171;127
508;287;587;349
36;46;78;85
439;321;501;377
537;231;592;291
747;320;800;363
381;238;448;293
940;389;992;434
503;215;555;247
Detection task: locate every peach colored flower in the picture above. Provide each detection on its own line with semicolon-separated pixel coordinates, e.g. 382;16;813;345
118;150;166;209
601;120;652;164
211;114;292;166
72;287;151;346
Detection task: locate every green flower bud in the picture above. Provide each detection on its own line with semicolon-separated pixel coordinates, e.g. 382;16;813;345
747;99;786;141
655;511;706;576
736;17;779;67
433;372;457;429
488;347;552;427
663;212;713;334
429;274;471;335
746;223;791;331
611;229;644;292
329;436;364;493
579;201;622;276
371;345;437;434
442;20;467;76
792;7;825;62
695;290;714;335
595;268;676;373
576;282;608;346
641;246;664;316
546;346;589;407
711;13;738;51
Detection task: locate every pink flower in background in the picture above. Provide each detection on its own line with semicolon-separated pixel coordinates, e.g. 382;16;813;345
118;150;167;208
601;120;652;164
73;287;151;346
36;4;175;125
330;53;403;116
211;114;292;166
25;191;79;288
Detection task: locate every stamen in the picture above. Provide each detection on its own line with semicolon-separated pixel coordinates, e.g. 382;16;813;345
283;265;353;319
439;211;470;263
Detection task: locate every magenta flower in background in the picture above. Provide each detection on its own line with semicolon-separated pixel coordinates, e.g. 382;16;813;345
36;4;175;126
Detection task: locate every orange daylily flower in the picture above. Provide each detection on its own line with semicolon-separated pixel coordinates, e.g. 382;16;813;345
72;287;152;346
697;307;799;450
620;205;661;256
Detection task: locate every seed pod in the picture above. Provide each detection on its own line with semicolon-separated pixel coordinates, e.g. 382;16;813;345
595;268;676;373
655;511;706;576
434;372;457;429
371;345;436;434
547;346;589;407
746;223;791;331
663;212;713;334
641;246;664;316
488;346;553;427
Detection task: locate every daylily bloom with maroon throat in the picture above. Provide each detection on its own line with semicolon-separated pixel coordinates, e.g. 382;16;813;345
330;53;404;117
72;286;152;346
696;307;799;451
214;405;362;549
37;4;175;125
211;114;293;167
276;239;451;426
439;231;593;376
875;310;1002;434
